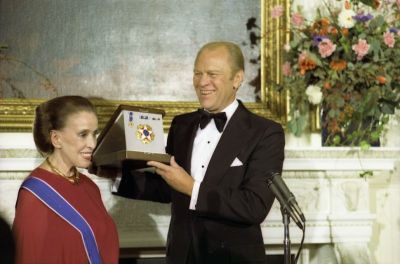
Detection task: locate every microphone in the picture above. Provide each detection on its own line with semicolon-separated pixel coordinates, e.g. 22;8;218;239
267;172;305;230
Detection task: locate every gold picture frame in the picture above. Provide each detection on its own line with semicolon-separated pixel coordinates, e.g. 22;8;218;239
0;0;288;132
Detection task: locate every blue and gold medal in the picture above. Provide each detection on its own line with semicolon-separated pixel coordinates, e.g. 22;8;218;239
136;124;155;144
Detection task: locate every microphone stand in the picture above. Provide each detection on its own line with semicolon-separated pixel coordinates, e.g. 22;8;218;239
282;208;291;264
267;172;305;264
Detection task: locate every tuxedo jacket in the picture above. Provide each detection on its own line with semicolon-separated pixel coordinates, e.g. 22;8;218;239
117;101;285;264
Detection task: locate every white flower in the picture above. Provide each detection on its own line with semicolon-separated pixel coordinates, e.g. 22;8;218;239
338;9;356;28
305;85;322;105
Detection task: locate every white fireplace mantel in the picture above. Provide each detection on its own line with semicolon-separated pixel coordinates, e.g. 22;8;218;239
0;133;399;263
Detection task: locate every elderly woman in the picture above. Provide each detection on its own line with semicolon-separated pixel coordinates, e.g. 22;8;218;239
13;96;119;264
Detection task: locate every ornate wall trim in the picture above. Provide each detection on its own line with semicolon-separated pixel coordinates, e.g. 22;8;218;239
0;99;275;132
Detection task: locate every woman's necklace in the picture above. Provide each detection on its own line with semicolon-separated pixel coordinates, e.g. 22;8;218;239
45;157;80;184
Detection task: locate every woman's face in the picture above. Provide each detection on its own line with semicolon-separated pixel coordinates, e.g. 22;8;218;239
52;111;98;169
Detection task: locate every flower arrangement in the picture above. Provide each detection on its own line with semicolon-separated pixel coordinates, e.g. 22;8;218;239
274;0;400;146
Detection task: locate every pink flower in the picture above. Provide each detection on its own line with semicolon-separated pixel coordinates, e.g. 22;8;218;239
318;39;336;58
271;5;284;19
282;61;292;76
291;12;304;27
397;0;400;8
352;39;370;60
383;32;395;48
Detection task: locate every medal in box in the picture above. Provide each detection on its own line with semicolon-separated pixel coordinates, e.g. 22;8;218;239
92;105;170;169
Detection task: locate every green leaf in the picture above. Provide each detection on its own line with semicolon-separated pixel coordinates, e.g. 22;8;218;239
359;33;367;39
381;102;395;114
359;170;373;178
288;114;308;137
370;131;381;141
291;36;301;49
369;15;385;30
360;140;371;150
333;135;341;145
328;109;338;118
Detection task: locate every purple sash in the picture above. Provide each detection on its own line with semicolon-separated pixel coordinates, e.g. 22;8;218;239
22;176;102;264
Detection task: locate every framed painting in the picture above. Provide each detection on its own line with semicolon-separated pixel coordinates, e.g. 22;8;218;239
0;0;288;132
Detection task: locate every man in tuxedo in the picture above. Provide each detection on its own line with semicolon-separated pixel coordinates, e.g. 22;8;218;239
116;41;285;264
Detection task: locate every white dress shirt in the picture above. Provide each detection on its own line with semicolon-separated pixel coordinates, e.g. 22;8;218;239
189;99;239;210
111;100;240;209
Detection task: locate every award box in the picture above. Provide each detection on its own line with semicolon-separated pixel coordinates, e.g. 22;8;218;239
92;104;170;169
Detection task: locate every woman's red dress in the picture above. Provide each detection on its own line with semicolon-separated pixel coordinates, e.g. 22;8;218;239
13;168;119;264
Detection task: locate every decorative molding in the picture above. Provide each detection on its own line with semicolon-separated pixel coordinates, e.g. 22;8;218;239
283;157;397;171
2;146;399;263
262;0;289;121
0;99;277;132
1;150;398;172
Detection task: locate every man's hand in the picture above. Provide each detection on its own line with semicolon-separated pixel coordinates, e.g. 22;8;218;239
147;156;194;196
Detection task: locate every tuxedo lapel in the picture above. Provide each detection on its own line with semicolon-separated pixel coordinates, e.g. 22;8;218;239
173;115;199;172
203;104;254;185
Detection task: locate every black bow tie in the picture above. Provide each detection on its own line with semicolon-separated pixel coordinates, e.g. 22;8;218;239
198;109;227;133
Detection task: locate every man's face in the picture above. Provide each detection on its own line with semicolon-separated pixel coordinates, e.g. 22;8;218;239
193;47;243;113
